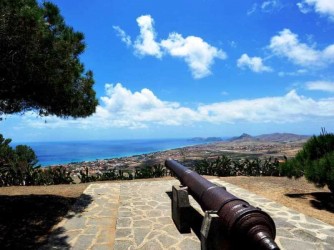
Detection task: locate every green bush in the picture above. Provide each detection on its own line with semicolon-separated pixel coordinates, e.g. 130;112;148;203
0;133;74;186
194;155;282;177
282;129;334;192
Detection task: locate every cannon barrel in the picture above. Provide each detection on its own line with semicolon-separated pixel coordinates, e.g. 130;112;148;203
165;159;279;250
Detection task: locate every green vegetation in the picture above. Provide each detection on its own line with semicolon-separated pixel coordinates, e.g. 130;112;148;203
0;132;285;186
0;0;97;118
194;155;281;177
78;164;167;183
0;134;75;186
281;129;334;193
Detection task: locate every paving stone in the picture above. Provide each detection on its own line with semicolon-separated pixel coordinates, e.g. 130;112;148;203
297;222;325;230
136;205;154;211
133;219;152;228
276;228;294;238
278;237;318;250
97;229;113;244
146;230;161;240
325;236;334;246
133;227;151;246
117;217;133;227
272;217;293;228
91;244;112;250
63;216;87;230
276;211;290;216
72;234;96;250
145;209;162;217
87;217;113;226
83;225;99;235
178;238;201;250
137;239;163;250
291;215;301;220
157;234;179;248
119;211;132;217
45;180;334;250
291;228;320;242
116;228;132;238
323;243;334;250
114;239;134;250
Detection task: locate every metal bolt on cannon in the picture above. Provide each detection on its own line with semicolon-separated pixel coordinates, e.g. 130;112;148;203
165;159;280;250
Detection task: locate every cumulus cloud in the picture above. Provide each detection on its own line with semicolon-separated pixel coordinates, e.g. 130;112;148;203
160;33;226;78
113;26;132;46
97;83;199;126
21;84;334;129
297;0;334;20
133;15;162;58
269;29;334;67
114;15;226;79
306;81;334;92
237;54;272;73
198;90;334;123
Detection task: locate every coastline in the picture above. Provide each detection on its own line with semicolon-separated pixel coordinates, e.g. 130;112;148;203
26;138;213;167
53;139;307;175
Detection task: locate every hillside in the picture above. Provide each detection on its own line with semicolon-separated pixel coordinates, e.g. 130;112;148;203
228;133;310;143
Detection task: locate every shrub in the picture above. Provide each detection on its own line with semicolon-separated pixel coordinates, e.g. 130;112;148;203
194;155;283;177
282;129;334;192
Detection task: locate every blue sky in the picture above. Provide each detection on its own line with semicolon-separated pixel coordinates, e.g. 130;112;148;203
1;0;334;142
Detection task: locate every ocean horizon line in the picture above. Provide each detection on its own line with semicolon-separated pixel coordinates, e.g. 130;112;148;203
11;136;230;145
11;138;225;167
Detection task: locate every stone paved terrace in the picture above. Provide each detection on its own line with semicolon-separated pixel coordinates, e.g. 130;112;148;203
43;179;334;250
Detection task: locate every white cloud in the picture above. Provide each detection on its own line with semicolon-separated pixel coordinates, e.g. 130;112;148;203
133;15;162;58
297;0;334;20
20;84;334;129
278;69;308;77
306;81;334;92
247;1;282;15
247;3;258;15
114;15;226;79
161;33;226;78
237;54;272;73
113;26;132;46
97;83;200;126
269;29;334;67
197;90;334;123
297;2;312;14
261;0;282;12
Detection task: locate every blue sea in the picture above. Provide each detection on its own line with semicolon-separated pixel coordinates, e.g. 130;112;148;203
12;139;213;167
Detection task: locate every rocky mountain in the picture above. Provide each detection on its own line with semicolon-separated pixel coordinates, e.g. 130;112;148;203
228;133;310;143
228;133;255;142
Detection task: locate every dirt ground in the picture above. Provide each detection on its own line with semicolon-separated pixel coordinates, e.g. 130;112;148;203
0;183;89;249
0;176;333;248
222;176;334;226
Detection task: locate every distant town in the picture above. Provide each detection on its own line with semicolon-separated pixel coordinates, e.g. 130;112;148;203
56;133;309;176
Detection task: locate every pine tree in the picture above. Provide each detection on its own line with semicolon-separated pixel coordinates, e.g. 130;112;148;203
0;0;98;118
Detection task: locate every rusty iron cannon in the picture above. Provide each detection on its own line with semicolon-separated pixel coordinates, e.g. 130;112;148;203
165;159;279;250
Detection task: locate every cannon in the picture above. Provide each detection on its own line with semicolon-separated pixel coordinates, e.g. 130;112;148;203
165;159;279;250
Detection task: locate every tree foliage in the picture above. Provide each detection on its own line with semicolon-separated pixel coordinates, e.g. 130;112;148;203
0;133;75;186
281;129;334;192
0;0;98;118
